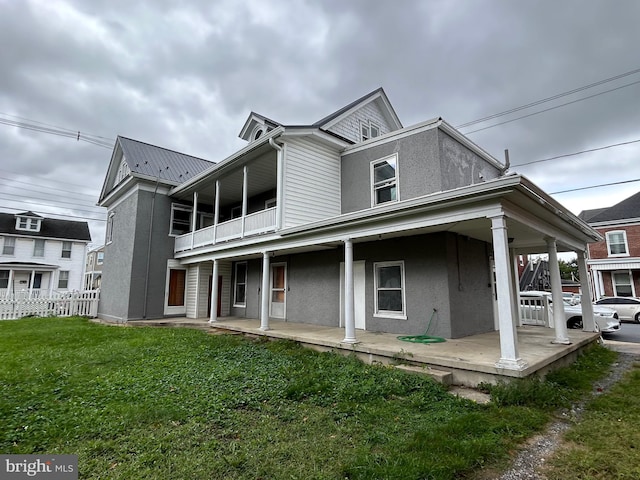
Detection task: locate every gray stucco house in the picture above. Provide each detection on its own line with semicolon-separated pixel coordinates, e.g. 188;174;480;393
97;88;601;372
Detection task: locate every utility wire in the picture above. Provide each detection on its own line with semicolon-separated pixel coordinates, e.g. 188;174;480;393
0;176;101;200
463;79;640;135
0;191;104;213
0;117;113;149
0;205;106;222
0;111;114;141
456;66;640;128
551;178;640;195
513;138;640;167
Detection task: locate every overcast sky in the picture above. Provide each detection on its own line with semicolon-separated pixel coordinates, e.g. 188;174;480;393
1;0;639;249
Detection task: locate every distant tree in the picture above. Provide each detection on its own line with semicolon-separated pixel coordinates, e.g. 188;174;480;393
558;257;579;281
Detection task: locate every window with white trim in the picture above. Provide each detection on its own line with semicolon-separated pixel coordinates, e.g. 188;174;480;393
61;241;72;259
33;239;45;257
170;205;192;236
0;270;8;288
16;217;41;232
58;271;69;289
106;213;115;244
97;251;104;265
360;120;381;141
371;154;398;206
374;261;406;318
606;230;629;256
2;237;15;255
612;271;634;297
234;262;247;307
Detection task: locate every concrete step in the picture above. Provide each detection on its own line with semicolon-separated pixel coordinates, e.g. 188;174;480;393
394;364;453;385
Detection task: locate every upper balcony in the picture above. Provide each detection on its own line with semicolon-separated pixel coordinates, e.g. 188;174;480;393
171;141;280;254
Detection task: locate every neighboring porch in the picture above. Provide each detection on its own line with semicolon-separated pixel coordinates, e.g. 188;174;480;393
127;317;601;387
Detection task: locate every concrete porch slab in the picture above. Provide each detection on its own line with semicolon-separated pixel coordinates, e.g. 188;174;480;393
125;317;602;387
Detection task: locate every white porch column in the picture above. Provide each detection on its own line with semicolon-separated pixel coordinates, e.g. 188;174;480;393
7;269;14;297
490;215;527;370
260;251;271;331
546;237;570;344
209;259;219;324
49;272;54;296
342;238;357;344
241;166;248;238
511;249;522;327
577;250;596;332
597;270;605;298
213;180;220;244
28;269;35;299
191;191;198;249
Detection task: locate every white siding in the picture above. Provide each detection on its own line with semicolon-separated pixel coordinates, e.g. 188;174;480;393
283;137;342;228
218;261;232;316
196;262;212;318
186;265;199;318
184;261;232;319
328;102;395;143
0;235;87;291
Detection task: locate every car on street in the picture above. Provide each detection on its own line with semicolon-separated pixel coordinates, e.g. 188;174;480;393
594;297;640;323
520;291;620;333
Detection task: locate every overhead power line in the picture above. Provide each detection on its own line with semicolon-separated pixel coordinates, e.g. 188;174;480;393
551;178;640;195
456;66;640;129
0;111;114;142
0;117;114;149
462;78;640;135
513;138;640;167
0;175;101;200
0;191;104;214
0;205;106;222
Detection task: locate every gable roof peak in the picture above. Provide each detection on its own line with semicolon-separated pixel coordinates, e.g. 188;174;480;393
15;211;43;218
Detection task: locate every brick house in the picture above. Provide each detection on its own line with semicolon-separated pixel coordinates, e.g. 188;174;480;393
580;191;640;298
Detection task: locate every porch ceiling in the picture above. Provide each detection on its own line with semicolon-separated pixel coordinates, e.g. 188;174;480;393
171;144;277;206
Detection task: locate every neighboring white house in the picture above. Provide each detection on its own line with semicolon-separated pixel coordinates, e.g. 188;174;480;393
0;211;91;297
84;245;105;290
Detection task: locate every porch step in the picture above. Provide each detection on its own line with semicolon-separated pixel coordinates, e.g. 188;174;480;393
394;364;453;385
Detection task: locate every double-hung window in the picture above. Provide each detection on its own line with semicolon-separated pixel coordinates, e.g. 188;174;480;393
33;239;45;257
2;237;15;255
360;120;381;141
234;262;247;307
61;241;72;259
371;154;398;206
170;205;192;236
106;213;115;244
606;231;628;256
374;261;406;318
58;271;69;289
612;271;633;297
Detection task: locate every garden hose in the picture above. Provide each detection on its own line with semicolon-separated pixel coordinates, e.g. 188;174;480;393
397;308;446;344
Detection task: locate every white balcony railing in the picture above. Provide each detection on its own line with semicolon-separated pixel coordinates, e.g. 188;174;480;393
175;207;277;253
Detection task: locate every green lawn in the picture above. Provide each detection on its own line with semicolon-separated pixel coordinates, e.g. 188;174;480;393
0;317;616;479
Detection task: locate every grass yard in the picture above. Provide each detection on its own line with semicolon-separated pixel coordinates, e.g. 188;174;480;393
0;317;616;479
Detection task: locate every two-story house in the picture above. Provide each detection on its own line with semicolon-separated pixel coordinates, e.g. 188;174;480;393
0;211;91;297
84;245;104;290
97;88;601;372
580;191;640;298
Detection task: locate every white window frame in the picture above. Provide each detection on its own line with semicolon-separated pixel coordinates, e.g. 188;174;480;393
97;251;104;265
370;153;399;207
199;213;214;229
360;120;381;141
58;270;69;289
106;213;115;245
16;217;41;232
61;241;72;259
612;271;635;297
170;204;193;236
0;270;9;289
233;262;248;307
2;237;15;256
265;198;276;209
373;260;407;319
33;239;45;257
606;230;629;257
164;260;187;315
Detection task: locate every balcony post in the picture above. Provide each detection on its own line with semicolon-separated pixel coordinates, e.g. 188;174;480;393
577;250;596;332
191;191;198;250
547;237;571;344
241;166;248;238
209;259;219;323
213;180;220;245
260;251;271;331
342;238;357;344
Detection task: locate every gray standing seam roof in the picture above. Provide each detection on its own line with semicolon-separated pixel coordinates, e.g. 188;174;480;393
118;136;215;184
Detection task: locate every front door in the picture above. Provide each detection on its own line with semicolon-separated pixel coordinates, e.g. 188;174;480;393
269;263;286;318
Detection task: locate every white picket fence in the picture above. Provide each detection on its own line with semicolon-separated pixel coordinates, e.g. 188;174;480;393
0;290;100;320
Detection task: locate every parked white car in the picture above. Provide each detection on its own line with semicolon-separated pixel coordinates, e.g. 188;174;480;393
594;297;640;323
520;291;620;333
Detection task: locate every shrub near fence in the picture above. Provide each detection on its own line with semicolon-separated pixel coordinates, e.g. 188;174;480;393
0;290;100;320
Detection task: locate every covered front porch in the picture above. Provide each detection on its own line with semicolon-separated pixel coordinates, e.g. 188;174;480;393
127;316;601;387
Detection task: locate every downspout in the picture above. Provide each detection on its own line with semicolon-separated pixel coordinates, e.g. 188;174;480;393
143;169;162;319
268;137;284;230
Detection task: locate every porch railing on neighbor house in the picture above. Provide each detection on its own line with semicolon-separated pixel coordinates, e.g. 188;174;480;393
175;207;277;253
0;290;100;320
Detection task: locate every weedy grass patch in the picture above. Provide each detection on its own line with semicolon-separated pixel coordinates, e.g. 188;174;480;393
0;317;616;479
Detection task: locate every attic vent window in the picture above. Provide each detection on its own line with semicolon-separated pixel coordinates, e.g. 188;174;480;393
361;121;381;141
16;217;41;232
254;129;263;140
115;157;130;185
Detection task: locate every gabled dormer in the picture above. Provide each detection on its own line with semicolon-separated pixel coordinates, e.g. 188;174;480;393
15;211;43;232
313;88;403;144
238;112;281;142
